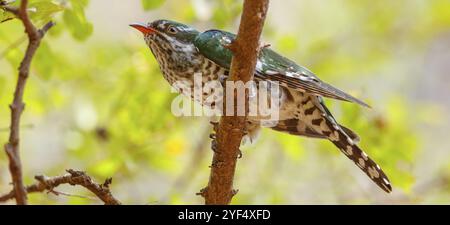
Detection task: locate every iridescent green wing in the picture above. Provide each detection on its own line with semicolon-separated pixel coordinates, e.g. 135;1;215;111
193;29;235;68
194;29;369;107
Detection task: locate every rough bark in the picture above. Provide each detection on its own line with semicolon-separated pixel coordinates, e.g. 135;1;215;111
199;0;269;205
2;0;55;205
0;169;121;205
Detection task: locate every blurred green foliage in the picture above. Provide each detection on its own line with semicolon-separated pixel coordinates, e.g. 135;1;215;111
62;0;92;41
141;0;165;11
0;0;449;204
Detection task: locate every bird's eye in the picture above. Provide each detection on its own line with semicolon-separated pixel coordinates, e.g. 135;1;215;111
167;25;178;34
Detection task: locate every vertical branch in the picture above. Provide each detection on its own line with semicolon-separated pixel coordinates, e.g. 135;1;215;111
200;0;269;205
2;0;54;205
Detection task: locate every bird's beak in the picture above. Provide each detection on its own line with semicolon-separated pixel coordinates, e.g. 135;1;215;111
129;23;156;34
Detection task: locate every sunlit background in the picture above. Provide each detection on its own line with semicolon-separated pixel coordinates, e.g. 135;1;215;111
1;0;449;204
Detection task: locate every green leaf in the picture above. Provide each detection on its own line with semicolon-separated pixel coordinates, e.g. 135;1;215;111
141;0;165;11
28;0;64;23
63;0;93;41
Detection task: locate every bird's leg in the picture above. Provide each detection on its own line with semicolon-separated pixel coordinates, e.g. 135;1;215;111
218;74;228;87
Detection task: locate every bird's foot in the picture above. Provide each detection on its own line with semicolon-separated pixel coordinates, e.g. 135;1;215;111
237;149;242;159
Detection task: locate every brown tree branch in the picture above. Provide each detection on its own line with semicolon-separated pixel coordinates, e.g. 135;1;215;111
1;5;18;15
1;0;18;15
1;0;121;206
2;0;55;205
0;169;122;205
199;0;269;205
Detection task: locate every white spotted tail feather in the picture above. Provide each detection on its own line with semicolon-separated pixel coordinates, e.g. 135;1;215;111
323;117;393;193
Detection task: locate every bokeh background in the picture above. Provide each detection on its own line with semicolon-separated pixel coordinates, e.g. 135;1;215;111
1;0;449;204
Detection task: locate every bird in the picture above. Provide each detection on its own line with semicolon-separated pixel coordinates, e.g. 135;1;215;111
130;19;392;193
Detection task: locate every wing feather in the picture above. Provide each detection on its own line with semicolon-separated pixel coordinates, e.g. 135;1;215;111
194;29;370;107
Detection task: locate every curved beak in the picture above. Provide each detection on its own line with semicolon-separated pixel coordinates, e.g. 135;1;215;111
129;22;156;34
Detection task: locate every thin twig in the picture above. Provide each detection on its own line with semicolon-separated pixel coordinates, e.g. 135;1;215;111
200;0;269;205
0;169;121;205
1;5;19;15
47;190;98;200
3;0;54;205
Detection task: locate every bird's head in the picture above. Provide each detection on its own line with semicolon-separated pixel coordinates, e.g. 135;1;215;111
130;20;199;53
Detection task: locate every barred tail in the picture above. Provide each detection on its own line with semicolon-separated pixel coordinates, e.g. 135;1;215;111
323;118;392;193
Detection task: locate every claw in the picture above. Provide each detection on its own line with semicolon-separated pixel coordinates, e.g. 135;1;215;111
196;187;208;197
237;149;242;159
218;74;228;86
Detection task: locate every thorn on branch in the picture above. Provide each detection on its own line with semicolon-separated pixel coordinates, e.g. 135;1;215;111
231;189;239;197
66;169;84;177
0;169;121;205
196;187;208;197
102;178;113;189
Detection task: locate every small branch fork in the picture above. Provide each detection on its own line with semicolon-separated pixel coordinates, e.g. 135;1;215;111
198;0;269;205
1;0;54;204
0;169;121;205
0;1;123;205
